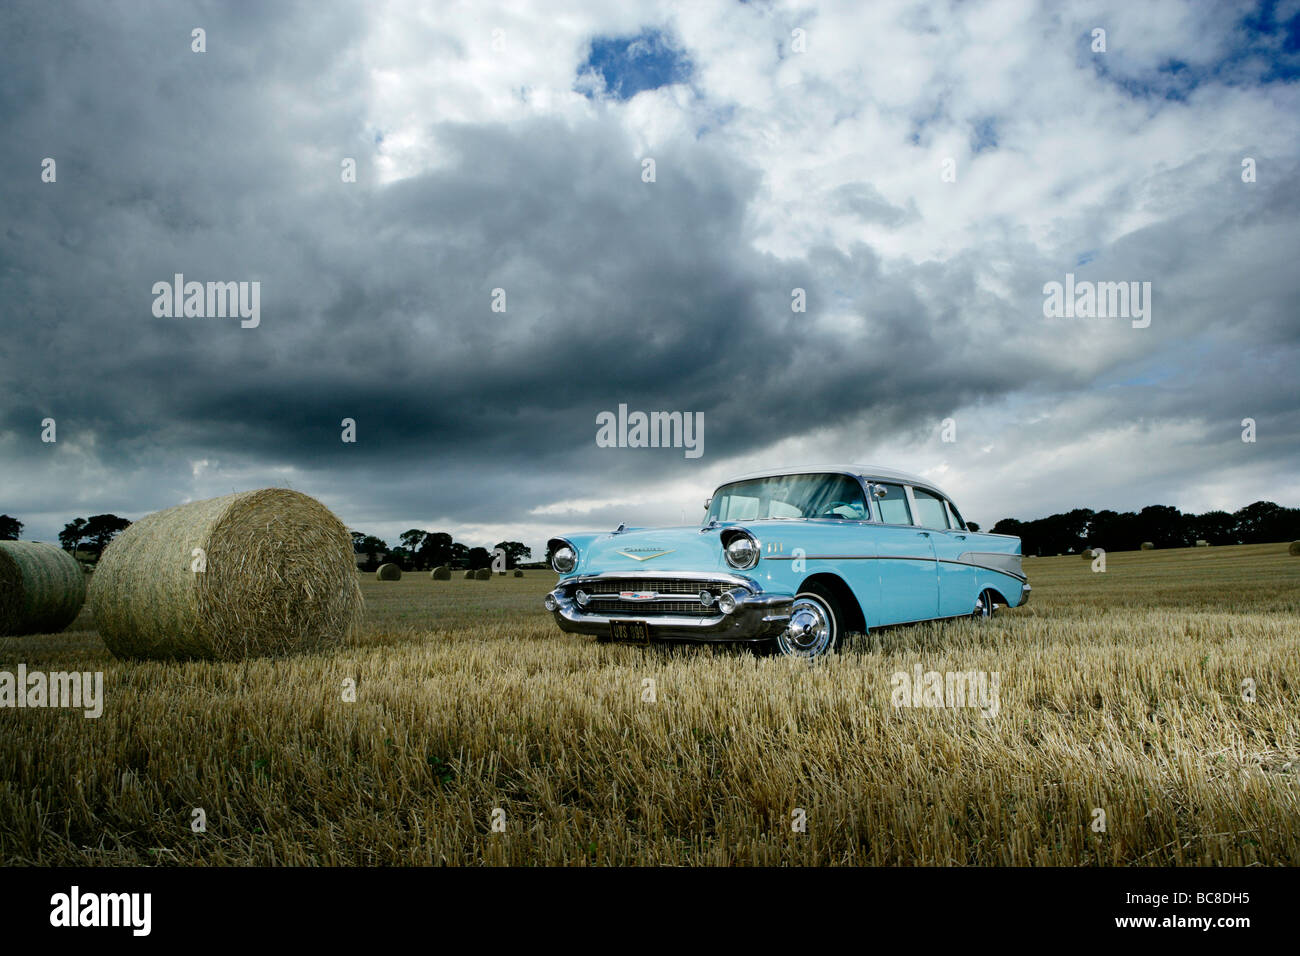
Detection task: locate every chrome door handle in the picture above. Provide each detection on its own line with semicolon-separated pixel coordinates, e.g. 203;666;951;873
917;531;930;536
953;534;966;540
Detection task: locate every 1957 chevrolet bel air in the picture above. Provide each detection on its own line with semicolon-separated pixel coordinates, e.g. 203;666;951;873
544;465;1029;658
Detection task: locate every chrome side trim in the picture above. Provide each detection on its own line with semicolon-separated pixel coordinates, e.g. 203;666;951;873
764;552;1028;582
956;551;1026;581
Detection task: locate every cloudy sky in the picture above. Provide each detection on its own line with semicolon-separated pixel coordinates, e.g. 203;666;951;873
2;0;1298;558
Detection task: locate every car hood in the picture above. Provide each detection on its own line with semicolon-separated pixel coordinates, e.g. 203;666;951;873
570;525;729;575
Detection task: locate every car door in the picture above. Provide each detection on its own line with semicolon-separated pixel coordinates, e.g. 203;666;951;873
910;486;976;617
869;482;939;623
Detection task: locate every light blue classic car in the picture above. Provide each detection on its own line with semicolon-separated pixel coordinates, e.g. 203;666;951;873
544;466;1029;658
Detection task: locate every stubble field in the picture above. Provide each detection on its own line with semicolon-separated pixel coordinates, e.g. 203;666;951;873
1;543;1297;865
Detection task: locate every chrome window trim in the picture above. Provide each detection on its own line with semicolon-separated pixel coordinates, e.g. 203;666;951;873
909;485;953;531
871;480;915;527
853;476;881;522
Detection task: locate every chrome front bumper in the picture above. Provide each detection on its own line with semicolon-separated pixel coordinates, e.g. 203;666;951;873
546;571;795;643
1017;584;1032;607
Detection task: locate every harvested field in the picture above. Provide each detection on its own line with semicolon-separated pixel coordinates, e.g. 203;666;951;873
1;545;1297;865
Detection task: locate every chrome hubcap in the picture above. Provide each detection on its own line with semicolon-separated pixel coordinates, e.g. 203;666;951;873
973;589;996;619
778;595;834;657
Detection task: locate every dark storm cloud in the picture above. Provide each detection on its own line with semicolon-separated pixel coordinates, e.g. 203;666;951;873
0;0;1297;548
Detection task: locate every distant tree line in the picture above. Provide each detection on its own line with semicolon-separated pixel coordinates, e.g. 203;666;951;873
11;499;1291;568
0;512;531;572
350;529;532;572
990;501;1300;556
0;513;133;558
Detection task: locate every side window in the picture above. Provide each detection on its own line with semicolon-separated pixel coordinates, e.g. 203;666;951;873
944;499;967;531
875;483;912;524
911;488;951;529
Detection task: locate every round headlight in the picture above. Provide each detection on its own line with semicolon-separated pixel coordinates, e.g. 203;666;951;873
718;591;738;614
699;590;714;608
551;545;577;574
575;589;590;607
724;534;759;570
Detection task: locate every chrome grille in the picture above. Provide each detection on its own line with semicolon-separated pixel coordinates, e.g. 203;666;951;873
584;578;728;595
596;599;715;617
563;577;736;618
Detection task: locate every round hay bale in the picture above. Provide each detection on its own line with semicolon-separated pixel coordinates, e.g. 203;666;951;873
1289;540;1300;556
474;568;492;580
90;489;362;661
463;569;475;579
430;566;451;580
1140;541;1155;550
513;569;524;577
376;563;402;581
0;542;87;637
1081;549;1094;560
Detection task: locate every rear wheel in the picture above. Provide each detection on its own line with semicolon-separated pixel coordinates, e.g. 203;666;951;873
972;587;999;619
774;585;843;658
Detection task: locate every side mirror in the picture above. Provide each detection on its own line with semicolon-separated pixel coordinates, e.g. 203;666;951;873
870;484;887;499
703;497;712;511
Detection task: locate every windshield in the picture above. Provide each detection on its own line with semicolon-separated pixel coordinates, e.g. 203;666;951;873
706;473;869;522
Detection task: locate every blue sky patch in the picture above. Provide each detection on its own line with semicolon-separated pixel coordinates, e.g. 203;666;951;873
971;118;999;153
578;29;692;100
1090;2;1300;100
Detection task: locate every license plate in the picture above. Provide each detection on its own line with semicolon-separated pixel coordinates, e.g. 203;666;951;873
609;620;651;645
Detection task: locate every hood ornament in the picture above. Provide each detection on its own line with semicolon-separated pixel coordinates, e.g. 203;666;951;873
616;548;674;562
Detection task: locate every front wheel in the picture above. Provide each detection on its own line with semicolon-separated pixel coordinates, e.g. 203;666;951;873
773;586;843;658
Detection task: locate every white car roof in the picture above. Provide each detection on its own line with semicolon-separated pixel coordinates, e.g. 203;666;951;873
717;464;955;501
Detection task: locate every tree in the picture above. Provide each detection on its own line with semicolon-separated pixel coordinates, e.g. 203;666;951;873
82;514;131;556
354;535;388;571
1135;505;1186;549
1187;510;1235;545
417;532;454;568
0;515;22;540
1087;509;1137;552
1233;501;1300;544
59;517;89;552
991;499;1300;552
493;541;532;570
400;529;428;566
465;546;491;570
